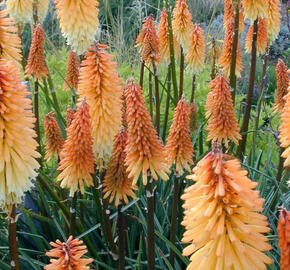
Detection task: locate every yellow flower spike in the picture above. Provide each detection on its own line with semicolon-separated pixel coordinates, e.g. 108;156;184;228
25;24;48;80
38;0;49;23
279;69;290;169
0;3;22;64
245;18;268;56
55;0;99;54
172;0;193;51
6;0;33;23
267;0;281;43
124;79;169;186
219;19;243;78
158;8;178;65
185;24;206;74
45;236;93;270
103;127;137;207
165;96;194;175
57;101;95;197
136;14;160;64
0;59;40;213
44;112;64;162
77;43;122;171
274;59;289;113
242;0;267;23
182;146;273;270
205;75;241;148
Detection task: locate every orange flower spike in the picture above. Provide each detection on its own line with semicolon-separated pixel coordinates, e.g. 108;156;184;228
66;107;75;128
245;18;268;56
63;51;79;91
6;0;33;23
219;19;243;78
278;208;290;270
242;0;267;23
223;0;244;33
0;59;40;212
77;43;122;170
185;24;206;73
182;147;273;269
158;8;178;65
279;70;290;169
57;101;95;196
274;59;289;112
44;112;64;162
44;236;93;270
25;24;48;80
172;0;193;50
103;128;137;207
267;0;281;43
136;14;160;64
0;3;22;64
165;96;194;175
55;0;99;54
124;79;169;186
205;75;241;147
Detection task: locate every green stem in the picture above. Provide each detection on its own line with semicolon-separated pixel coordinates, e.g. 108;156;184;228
237;19;258;160
169;174;180;267
118;205;125;270
229;2;240;103
152;60;160;135
190;74;196;104
147;179;155;270
149;71;153;119
165;2;178;102
179;47;184;98
34;80;42;167
162;65;172;141
140;61;145;89
69;193;77;236
8;205;20;270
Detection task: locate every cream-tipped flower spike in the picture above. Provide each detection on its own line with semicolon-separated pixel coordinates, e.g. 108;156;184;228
165;96;194;176
274;59;289;113
242;0;267;23
158;8;178;65
77;43;122;170
38;0;49;23
0;59;40;214
245;18;268;56
185;24;206;74
267;0;281;43
103;127;137;207
0;2;22;64
205;75;241;147
57;100;95;196
181;144;273;270
279;69;290;169
25;24;48;80
136;14;160;64
45;236;93;270
55;0;99;54
44;112;64;161
277;208;290;270
6;0;33;23
124;79;169;186
172;0;193;51
219;19;243;78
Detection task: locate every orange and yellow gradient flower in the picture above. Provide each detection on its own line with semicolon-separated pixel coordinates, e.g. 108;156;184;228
57;101;95;196
6;0;33;23
77;43;122;170
267;0;281;43
45;236;93;270
63;51;79;91
278;208;290;270
0;59;40;213
124;79;169;186
242;0;267;23
181;146;273;270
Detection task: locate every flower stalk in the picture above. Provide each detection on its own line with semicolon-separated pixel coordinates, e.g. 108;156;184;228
118;205;125;270
163;65;172;141
237;19;258;159
152;60;160;134
179;48;184;98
